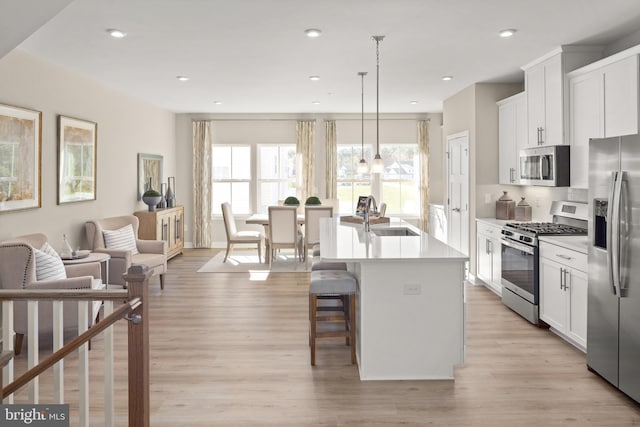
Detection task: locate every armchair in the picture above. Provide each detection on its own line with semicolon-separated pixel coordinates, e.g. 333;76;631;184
85;215;167;288
0;233;104;355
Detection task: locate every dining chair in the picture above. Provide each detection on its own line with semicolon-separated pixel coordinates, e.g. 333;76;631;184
221;202;263;263
267;205;300;268
303;206;333;264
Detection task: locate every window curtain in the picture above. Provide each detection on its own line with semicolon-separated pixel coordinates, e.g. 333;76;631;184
324;120;337;199
418;120;430;232
192;120;213;248
295;120;315;203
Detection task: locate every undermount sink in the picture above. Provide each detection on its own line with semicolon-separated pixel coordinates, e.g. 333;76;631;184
371;227;419;237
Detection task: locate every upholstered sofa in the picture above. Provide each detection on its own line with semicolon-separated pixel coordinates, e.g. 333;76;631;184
0;233;104;354
85;215;167;288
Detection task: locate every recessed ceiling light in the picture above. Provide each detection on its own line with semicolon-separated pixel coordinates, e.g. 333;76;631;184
213;101;222;105
106;29;126;38
311;101;321;105
304;29;322;38
176;76;189;82
410;101;418;105
442;76;453;81
499;29;517;38
309;75;320;81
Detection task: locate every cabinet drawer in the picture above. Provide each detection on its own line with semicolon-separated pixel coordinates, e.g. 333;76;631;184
476;221;502;238
539;242;587;272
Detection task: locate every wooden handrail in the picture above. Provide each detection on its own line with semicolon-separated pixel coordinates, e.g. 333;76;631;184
2;297;140;397
0;289;128;301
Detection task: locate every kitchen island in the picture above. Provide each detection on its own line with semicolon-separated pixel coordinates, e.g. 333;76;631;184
319;217;468;380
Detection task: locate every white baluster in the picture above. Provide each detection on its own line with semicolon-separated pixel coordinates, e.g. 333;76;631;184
27;301;39;403
78;301;89;427
104;300;114;427
2;301;14;404
52;300;64;403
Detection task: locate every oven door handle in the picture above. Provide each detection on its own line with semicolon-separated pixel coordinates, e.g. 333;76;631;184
501;238;535;255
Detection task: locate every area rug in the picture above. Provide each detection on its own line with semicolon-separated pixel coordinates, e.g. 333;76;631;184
197;251;310;273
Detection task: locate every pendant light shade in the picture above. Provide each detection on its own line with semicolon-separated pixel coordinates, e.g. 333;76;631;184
371;35;385;174
357;71;368;174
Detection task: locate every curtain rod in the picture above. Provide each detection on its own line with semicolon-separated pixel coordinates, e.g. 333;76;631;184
191;118;317;122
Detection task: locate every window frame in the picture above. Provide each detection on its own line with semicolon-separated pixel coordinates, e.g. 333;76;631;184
211;144;253;216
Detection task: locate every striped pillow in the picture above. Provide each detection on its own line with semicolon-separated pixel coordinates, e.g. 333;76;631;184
34;248;67;281
40;241;61;259
103;224;139;255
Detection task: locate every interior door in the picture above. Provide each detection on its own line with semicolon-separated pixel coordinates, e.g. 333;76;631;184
447;132;469;256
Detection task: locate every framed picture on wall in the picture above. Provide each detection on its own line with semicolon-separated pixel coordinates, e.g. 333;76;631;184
0;103;42;213
138;153;163;200
57;115;97;204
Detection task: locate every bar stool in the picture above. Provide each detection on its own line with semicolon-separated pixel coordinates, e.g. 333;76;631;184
309;270;357;366
310;244;348;271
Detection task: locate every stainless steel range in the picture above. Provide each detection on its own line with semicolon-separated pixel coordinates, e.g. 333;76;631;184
500;201;588;324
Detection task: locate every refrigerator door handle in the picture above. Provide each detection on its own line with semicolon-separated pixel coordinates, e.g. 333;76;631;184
612;170;624;298
606;171;618;296
619;172;630;296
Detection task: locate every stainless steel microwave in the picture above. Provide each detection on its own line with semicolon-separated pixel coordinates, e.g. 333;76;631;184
519;145;570;187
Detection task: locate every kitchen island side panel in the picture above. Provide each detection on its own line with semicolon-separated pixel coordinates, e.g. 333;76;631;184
357;260;465;380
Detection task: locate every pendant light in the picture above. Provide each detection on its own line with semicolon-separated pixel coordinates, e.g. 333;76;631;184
371;35;385;174
357;71;369;174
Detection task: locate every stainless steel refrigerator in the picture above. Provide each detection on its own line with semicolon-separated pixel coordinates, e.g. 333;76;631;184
587;134;640;403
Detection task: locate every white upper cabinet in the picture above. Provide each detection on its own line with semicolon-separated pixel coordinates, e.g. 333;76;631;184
603;55;639;137
569;72;604;188
568;50;640;188
498;92;526;185
522;46;603;147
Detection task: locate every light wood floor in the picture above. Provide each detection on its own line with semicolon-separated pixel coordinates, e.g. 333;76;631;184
10;248;640;426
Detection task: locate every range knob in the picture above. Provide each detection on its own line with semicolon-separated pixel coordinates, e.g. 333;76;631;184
520;236;532;243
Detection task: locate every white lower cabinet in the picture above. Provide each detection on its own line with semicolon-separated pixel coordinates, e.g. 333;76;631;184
539;242;588;350
476;221;502;295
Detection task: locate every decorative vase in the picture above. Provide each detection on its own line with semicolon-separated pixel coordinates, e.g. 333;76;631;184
496;191;515;220
158;183;167;209
515;197;532;221
166;177;175;208
143;195;162;211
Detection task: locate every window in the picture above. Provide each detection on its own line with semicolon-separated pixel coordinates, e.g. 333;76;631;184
379;144;420;215
257;145;296;213
0;142;18;200
212;145;251;215
336;144;372;214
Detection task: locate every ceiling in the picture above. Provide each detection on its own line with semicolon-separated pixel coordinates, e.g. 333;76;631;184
10;0;640;114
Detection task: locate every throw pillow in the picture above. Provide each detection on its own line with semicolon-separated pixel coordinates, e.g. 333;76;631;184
103;224;139;255
34;248;67;281
40;241;61;259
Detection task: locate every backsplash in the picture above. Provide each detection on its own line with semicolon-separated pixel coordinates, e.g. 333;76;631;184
477;185;588;222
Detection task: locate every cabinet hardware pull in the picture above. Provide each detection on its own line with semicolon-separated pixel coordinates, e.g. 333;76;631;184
555;254;573;260
564;269;570;290
560;267;565;290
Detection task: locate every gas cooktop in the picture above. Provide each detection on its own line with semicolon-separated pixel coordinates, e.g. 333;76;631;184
504;222;587;236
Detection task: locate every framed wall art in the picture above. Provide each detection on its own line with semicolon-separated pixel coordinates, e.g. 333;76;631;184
138;153;163;200
58;115;97;204
0;103;42;213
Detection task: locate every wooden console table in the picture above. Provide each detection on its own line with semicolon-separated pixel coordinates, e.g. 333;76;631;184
134;205;184;260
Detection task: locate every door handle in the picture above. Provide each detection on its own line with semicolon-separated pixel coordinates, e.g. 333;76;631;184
560;267;565;290
452;208;461;212
564;269;570;290
486;239;490;254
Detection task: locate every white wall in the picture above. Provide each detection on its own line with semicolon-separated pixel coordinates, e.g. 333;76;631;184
0;50;175;250
175;113;441;247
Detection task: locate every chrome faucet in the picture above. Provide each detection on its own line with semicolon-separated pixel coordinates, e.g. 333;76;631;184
363;195;378;232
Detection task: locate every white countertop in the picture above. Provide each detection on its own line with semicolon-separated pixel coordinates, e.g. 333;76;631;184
538;235;588;254
319;217;468;262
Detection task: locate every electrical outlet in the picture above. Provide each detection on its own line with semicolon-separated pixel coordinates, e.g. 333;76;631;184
485;193;491;204
535;198;540;208
403;283;421;295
